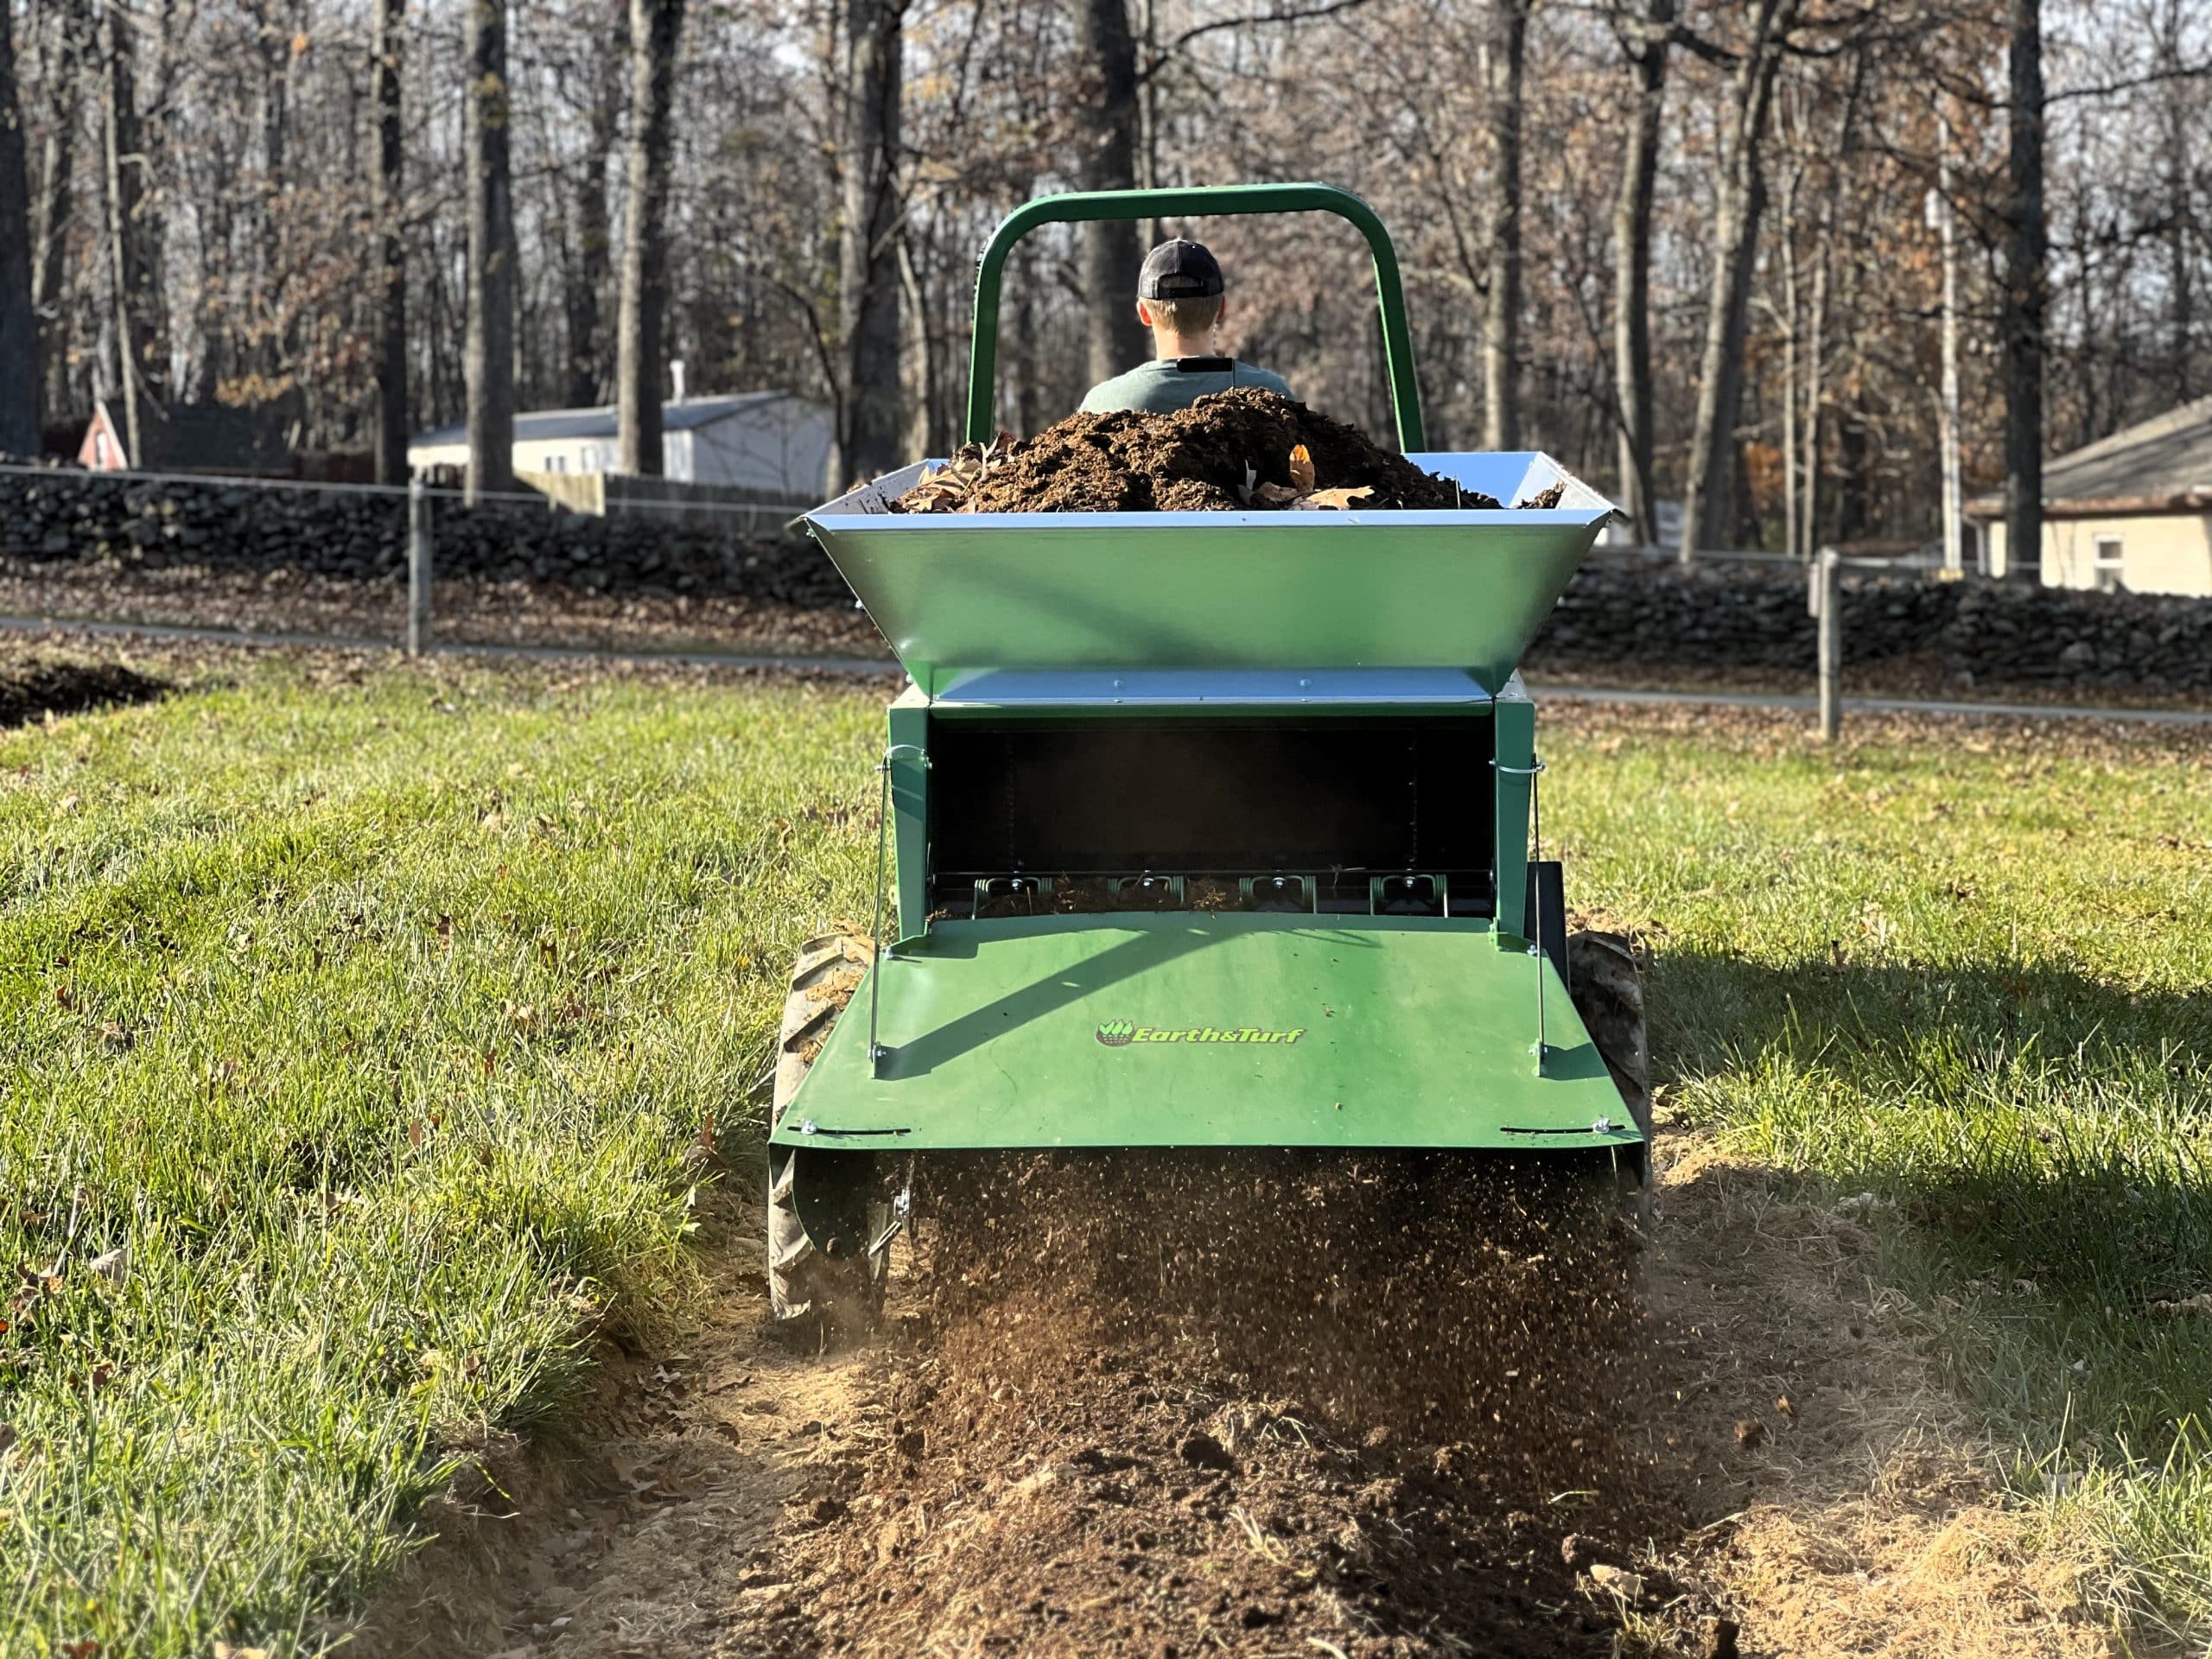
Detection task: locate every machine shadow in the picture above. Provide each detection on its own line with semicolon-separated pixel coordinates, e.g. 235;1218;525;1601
1640;942;2212;1308
881;921;1228;1077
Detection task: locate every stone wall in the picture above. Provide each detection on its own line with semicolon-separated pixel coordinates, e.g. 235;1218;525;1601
0;467;849;607
1530;553;2212;690
6;470;2212;690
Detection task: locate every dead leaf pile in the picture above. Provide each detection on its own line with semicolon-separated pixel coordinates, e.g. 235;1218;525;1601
900;432;1019;514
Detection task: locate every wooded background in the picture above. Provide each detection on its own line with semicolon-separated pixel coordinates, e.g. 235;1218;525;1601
0;0;2202;557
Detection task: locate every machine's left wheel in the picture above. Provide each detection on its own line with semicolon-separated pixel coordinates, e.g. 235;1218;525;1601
1567;929;1653;1220
766;933;887;1341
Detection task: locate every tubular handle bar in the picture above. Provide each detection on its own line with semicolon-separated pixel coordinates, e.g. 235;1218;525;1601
963;182;1426;453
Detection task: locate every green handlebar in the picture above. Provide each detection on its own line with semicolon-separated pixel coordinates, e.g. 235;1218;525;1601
964;182;1426;453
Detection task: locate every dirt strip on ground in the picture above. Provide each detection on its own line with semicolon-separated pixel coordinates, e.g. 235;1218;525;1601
352;1126;2116;1659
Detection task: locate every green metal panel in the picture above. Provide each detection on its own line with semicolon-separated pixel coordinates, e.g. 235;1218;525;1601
887;692;931;944
1492;678;1534;948
804;514;1602;698
772;913;1637;1153
965;183;1424;452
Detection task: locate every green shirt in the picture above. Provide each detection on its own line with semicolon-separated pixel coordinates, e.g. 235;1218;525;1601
1078;358;1294;416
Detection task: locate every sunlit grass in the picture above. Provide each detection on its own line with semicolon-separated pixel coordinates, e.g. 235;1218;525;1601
1545;705;2212;1639
0;657;879;1656
3;665;2209;1651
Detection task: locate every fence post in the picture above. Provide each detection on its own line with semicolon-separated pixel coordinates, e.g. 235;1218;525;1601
1815;544;1842;743
406;478;432;658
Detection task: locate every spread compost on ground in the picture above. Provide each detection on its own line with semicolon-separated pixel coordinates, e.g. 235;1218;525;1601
769;1153;1705;1659
890;389;1540;514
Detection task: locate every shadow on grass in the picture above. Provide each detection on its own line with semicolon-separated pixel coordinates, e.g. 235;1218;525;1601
0;658;170;728
1645;944;2212;1438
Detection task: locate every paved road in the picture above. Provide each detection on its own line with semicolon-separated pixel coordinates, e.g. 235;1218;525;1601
8;611;2209;726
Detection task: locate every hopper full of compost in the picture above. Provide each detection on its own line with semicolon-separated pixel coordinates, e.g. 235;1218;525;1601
806;447;1610;701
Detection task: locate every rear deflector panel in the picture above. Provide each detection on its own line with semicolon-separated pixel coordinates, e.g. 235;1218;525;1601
774;914;1638;1153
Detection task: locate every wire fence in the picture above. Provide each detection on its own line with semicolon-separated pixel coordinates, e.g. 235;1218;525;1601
0;461;864;664
8;465;2209;726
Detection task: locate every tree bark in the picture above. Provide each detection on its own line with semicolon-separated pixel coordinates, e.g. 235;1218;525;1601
1609;0;1669;542
1678;0;1796;562
2157;0;2190;403
1078;0;1143;387
98;0;155;463
370;0;408;485
1480;0;1528;451
830;0;905;487
0;0;39;455
2002;0;2044;580
465;0;515;502
616;0;683;476
29;2;79;431
569;41;621;409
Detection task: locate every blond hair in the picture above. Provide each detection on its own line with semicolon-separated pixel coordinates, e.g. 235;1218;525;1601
1143;294;1223;334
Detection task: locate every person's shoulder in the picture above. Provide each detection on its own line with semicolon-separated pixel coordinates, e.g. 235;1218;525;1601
1079;363;1167;412
1238;363;1294;398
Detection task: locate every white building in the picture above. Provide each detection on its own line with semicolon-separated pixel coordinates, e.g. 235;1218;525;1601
1967;397;2212;596
409;391;832;499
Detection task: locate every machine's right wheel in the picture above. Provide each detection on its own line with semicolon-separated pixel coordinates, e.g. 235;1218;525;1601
766;932;886;1341
1567;929;1653;1221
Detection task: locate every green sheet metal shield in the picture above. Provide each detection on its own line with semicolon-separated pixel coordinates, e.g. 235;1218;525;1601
805;454;1610;698
773;915;1640;1154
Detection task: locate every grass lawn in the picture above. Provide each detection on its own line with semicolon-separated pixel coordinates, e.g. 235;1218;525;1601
1550;702;2212;1639
2;652;2208;1654
1;652;880;1656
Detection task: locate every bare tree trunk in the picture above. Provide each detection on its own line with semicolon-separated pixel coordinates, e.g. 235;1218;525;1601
29;2;79;429
370;0;408;485
2157;0;2191;402
1679;0;1796;563
2002;0;2044;580
1776;163;1799;565
1135;0;1160;249
569;43;621;408
1937;113;1963;574
1079;0;1142;385
465;0;515;502
897;228;948;457
1480;0;1528;450
0;0;38;455
1609;0;1669;541
98;0;153;461
1800;219;1827;560
257;3;290;382
830;0;904;486
616;0;683;476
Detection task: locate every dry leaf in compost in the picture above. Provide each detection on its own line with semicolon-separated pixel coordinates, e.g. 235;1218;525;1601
1298;486;1375;511
1251;481;1304;507
1288;443;1316;495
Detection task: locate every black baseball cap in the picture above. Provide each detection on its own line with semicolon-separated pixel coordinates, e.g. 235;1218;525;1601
1139;238;1224;300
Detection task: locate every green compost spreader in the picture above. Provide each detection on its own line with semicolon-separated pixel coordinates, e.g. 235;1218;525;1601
767;183;1649;1327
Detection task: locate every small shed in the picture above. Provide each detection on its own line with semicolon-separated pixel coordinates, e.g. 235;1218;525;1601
408;392;831;499
1967;397;2212;596
77;399;294;476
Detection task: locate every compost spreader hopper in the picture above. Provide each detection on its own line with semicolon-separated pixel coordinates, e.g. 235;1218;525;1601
770;184;1649;1331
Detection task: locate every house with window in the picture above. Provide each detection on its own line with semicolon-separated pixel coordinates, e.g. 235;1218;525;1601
1967;397;2212;596
407;391;831;499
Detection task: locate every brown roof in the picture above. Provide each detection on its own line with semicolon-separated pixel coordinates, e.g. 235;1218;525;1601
1967;394;2212;518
